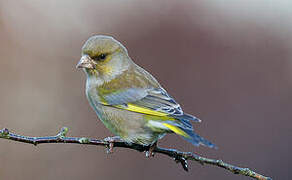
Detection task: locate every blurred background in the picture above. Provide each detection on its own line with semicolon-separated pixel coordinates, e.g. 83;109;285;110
0;0;291;180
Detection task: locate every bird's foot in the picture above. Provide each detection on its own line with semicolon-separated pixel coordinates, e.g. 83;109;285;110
174;156;189;172
145;142;157;158
103;136;122;154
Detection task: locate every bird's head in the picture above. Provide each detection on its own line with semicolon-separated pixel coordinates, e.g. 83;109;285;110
76;35;131;78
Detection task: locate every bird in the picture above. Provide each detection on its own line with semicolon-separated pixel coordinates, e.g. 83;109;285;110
76;35;216;155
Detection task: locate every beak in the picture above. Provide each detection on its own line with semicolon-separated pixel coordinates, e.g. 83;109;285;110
76;55;96;69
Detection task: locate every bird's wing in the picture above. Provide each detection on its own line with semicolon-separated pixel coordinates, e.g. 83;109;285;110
101;87;200;129
101;87;216;148
102;87;180;115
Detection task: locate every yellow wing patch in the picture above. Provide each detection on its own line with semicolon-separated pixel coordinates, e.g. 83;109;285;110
162;123;190;138
116;103;167;116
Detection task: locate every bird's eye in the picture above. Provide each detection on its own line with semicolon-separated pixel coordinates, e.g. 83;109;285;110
92;54;107;62
99;54;106;60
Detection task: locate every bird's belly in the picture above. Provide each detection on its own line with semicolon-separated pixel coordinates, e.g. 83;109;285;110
95;105;164;145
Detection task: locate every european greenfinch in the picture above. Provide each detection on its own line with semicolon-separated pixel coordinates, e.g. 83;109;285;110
76;35;216;152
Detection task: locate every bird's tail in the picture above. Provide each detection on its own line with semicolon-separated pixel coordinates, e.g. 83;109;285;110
181;128;217;148
163;122;216;148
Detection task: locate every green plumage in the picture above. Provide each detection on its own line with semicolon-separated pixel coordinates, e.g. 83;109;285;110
77;35;216;148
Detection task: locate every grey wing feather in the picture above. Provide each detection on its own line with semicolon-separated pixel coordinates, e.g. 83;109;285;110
103;87;200;129
134;88;183;115
104;87;183;115
104;88;148;105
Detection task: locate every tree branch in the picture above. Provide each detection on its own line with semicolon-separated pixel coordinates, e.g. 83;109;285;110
0;127;272;180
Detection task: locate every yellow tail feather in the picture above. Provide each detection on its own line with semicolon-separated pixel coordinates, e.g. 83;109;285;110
162;123;190;138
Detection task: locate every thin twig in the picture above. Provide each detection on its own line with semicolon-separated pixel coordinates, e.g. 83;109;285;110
0;127;272;180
